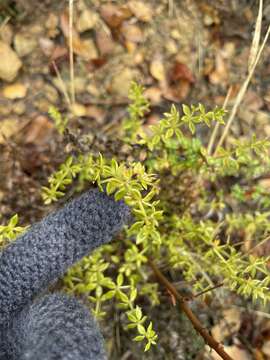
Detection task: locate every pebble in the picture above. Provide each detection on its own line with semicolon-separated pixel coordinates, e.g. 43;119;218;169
77;9;98;32
109;68;135;96
0;41;22;82
74;39;98;60
128;1;152;22
44;83;59;104
71;103;87;117
150;58;166;81
13;101;26;115
3;83;28;99
14;33;37;57
0;118;20;144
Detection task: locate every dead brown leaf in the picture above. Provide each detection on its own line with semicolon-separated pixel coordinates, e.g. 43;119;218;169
96;28;115;56
168;61;195;84
100;4;132;29
24;115;53;145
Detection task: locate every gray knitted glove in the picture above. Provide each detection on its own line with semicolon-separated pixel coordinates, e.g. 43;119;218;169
8;293;107;360
0;189;130;359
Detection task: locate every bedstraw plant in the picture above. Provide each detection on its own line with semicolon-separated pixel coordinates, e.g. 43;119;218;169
1;82;270;358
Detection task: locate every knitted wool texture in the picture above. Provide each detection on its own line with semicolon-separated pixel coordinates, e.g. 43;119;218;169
0;189;130;359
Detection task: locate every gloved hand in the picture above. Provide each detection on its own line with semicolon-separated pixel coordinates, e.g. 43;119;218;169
0;189;130;360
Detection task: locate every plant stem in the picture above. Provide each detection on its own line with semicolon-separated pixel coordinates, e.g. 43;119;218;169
147;258;234;360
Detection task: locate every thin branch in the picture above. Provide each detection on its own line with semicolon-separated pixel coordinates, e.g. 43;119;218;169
194;282;224;299
148;259;234;360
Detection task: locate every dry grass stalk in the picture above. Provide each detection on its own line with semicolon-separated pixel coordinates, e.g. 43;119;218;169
51;61;71;107
69;0;75;104
214;1;270;155
207;86;232;155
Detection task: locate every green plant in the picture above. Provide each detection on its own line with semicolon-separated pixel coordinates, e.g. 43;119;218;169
48;106;69;135
0;214;27;248
4;82;270;358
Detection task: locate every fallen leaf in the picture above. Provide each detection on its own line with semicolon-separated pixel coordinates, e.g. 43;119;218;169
162;79;191;102
60;12;80;41
168;61;195;83
24;116;53;144
209;52;228;85
96;28;115;55
100;4;132;28
49;46;69;74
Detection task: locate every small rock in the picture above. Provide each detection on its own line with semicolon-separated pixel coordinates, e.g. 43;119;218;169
71;103;87;117
121;23;144;42
45;13;59;38
144;87;162;105
85;105;105;123
44;83;59;104
74;38;98;60
0;41;22;82
86;83;100;97
165;40;178;55
0;118;20;144
170;29;181;40
3;83;28;99
14;33;37;57
150;59;166;81
73;77;87;94
39;37;55;57
77;9;98;32
34;98;51;113
128;1;152;22
0;102;12;116
76;0;87;12
13;101;26;115
109;68;135;96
